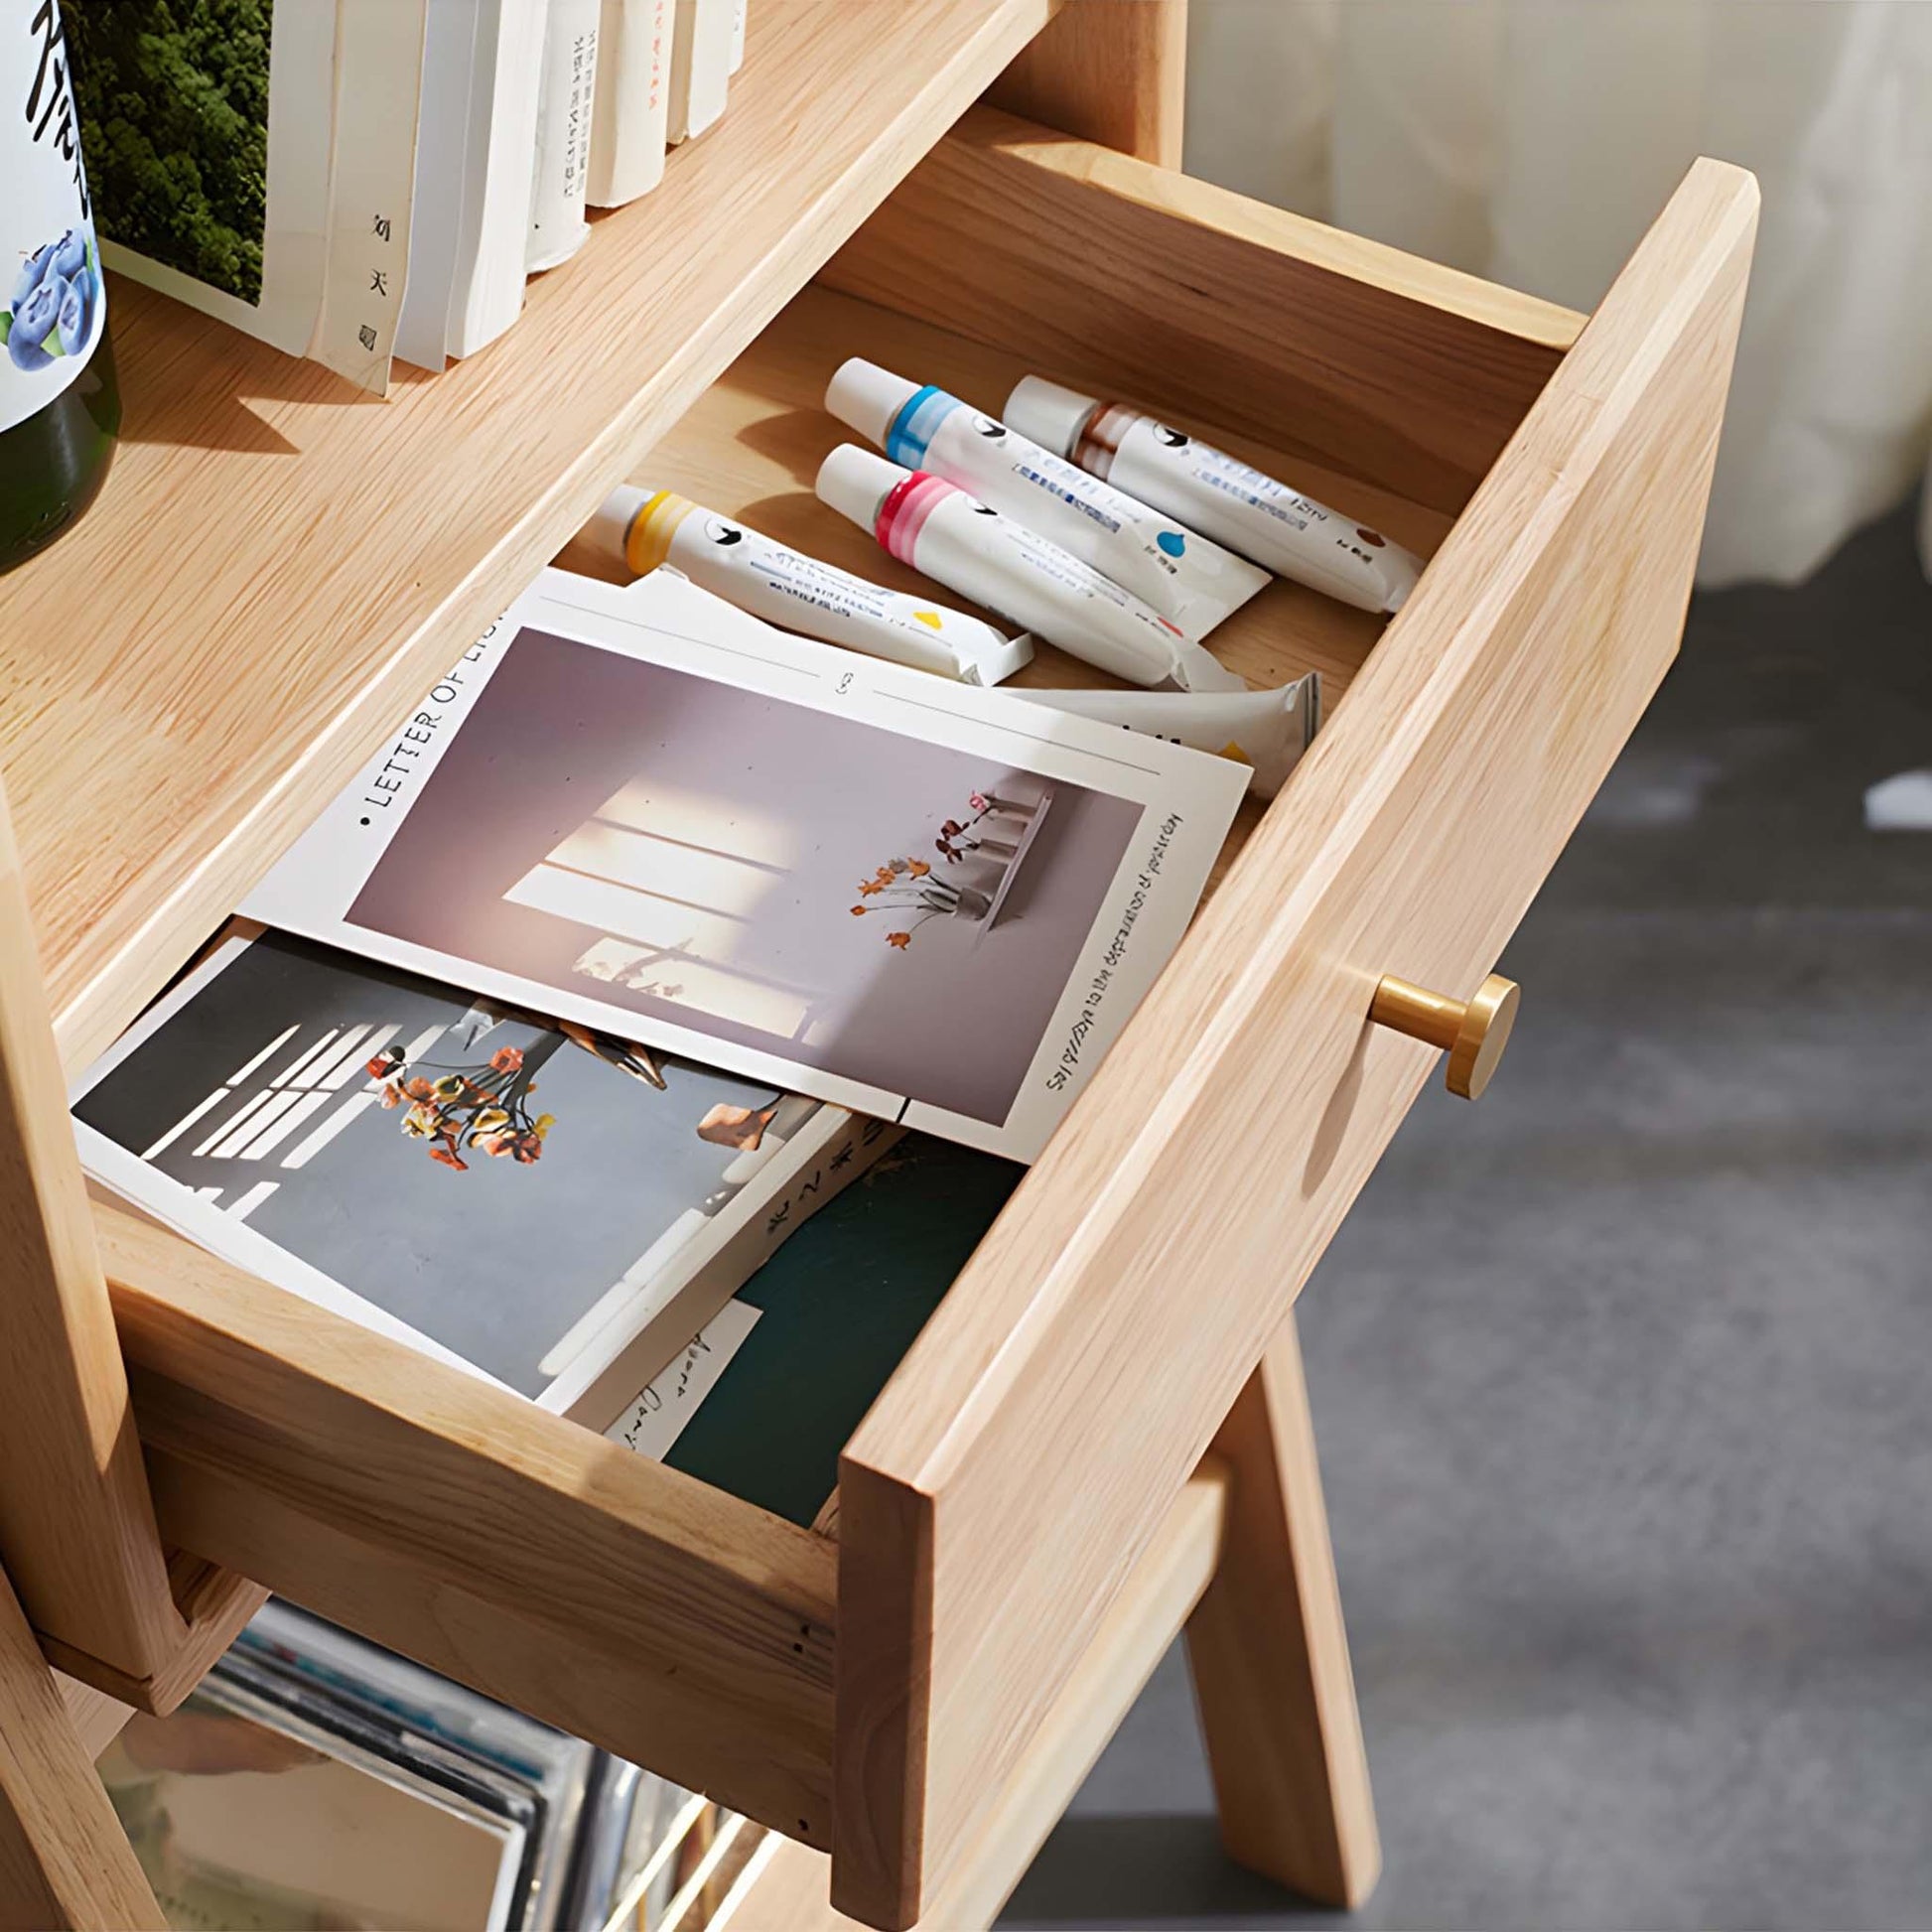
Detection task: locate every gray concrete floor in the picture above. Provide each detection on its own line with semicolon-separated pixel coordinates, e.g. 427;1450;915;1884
1003;499;1932;1931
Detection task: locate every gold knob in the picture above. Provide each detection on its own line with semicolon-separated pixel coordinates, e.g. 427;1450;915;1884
1369;973;1520;1101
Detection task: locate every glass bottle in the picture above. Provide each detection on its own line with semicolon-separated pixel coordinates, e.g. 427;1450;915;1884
3;0;117;574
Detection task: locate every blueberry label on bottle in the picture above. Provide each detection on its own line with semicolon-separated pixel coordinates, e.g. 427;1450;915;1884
4;0;105;433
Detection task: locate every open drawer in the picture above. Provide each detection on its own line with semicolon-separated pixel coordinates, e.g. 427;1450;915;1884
98;105;1756;1930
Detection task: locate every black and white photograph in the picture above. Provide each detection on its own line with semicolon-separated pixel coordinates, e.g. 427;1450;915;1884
72;929;878;1419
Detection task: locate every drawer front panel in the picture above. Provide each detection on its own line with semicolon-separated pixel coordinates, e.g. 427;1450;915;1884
102;1207;842;1844
834;158;1758;1925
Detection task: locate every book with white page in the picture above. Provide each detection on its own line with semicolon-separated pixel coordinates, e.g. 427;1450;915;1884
69;1;425;392
241;568;1248;1162
446;0;552;358
665;0;732;145
527;0;601;271
395;0;485;370
587;0;672;207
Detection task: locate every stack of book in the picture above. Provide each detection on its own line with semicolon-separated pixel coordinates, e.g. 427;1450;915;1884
67;0;750;393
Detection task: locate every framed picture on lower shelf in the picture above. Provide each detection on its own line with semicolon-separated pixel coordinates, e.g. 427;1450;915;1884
70;928;896;1430
100;1596;655;1932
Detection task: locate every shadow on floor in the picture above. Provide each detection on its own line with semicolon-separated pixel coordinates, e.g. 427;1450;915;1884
1005;1815;1328;1927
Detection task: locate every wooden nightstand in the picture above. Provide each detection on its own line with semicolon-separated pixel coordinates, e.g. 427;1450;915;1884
0;5;1754;1926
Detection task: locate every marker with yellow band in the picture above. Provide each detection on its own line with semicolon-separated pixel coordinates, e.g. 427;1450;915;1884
589;485;1034;685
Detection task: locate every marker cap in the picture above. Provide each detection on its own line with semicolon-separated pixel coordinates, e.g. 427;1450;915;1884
816;443;909;531
1003;375;1101;460
826;357;919;450
589;483;649;572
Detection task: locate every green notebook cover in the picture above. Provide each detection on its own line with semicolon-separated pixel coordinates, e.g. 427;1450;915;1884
664;1135;1023;1526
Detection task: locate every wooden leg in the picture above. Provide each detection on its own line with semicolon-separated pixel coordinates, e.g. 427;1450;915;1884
0;1561;165;1931
1184;1310;1381;1909
0;775;183;1678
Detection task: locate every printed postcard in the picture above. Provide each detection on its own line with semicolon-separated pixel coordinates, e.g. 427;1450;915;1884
73;929;893;1429
243;569;1249;1161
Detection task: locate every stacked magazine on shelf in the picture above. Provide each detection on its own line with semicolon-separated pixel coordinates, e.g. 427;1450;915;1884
67;0;749;390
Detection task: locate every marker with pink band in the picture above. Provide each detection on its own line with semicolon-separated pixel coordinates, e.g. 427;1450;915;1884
816;444;1246;692
827;358;1269;638
875;469;958;562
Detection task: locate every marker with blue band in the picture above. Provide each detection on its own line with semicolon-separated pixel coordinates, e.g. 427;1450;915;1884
885;385;964;469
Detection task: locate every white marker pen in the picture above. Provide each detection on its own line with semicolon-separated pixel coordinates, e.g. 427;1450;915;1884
815;445;1245;693
1005;377;1425;616
826;358;1269;639
1015;674;1320;801
591;486;1034;685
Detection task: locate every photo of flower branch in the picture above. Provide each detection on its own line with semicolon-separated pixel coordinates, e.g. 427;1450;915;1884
72;931;819;1398
366;1036;559;1172
343;629;1144;1128
849;785;1052;952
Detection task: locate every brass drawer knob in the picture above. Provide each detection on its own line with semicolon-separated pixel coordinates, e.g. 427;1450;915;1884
1370;972;1520;1100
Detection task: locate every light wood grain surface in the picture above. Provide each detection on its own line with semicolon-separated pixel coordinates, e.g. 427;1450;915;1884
98;1204;842;1845
52;1672;132;1764
989;0;1187;167
0;776;182;1680
41;1554;267;1719
831;158;1758;1925
1;0;1059;1080
0;1562;165;1930
824;106;1585;517
1185;1313;1378;1906
738;1466;1228;1932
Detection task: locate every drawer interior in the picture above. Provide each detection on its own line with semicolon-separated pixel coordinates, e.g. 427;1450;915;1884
535;109;1583;1534
560;281;1440;900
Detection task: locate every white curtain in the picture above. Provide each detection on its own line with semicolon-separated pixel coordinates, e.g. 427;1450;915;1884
1184;1;1932;587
